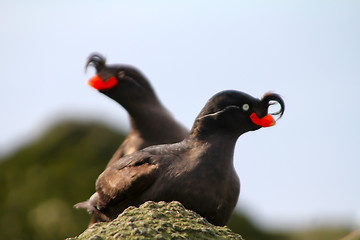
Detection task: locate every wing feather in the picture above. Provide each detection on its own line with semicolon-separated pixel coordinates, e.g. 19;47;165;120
95;152;158;209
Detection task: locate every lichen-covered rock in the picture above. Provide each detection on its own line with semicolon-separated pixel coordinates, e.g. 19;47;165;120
67;201;243;240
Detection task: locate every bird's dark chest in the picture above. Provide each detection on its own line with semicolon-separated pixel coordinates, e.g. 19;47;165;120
147;158;240;225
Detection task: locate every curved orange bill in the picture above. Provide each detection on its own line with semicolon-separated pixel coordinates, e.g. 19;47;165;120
88;75;117;90
250;113;276;127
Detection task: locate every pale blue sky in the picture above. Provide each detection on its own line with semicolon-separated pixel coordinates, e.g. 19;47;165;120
1;0;360;230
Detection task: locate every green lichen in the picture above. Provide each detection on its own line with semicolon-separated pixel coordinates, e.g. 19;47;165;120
67;201;243;240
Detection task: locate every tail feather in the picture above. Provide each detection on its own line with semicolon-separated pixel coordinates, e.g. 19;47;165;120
74;193;99;214
74;192;112;225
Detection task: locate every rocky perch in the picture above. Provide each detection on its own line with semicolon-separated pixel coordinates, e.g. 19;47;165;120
67;201;243;240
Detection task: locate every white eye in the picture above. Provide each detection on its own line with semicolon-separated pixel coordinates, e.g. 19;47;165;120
118;71;126;78
242;104;250;111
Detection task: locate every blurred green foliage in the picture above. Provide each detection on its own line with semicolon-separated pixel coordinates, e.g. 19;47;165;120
286;228;353;240
227;211;289;240
0;120;125;240
227;212;352;240
0;120;353;240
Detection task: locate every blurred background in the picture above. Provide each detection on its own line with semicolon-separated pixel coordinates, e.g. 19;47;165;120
1;1;359;239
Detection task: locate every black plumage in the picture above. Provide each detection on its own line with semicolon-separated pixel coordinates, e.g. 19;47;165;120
85;53;188;167
76;90;285;226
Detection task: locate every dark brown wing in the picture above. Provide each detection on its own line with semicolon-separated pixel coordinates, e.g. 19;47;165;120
95;152;159;209
105;134;144;168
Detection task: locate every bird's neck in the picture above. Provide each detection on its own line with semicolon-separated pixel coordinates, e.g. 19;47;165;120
186;132;238;170
126;100;187;143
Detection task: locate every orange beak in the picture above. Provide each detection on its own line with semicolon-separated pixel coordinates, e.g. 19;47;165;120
250;113;276;127
88;75;117;90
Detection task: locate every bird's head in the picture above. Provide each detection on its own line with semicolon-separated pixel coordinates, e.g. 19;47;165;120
85;53;156;103
193;90;285;137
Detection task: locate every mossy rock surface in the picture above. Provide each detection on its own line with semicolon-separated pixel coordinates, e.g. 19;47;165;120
68;201;243;240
